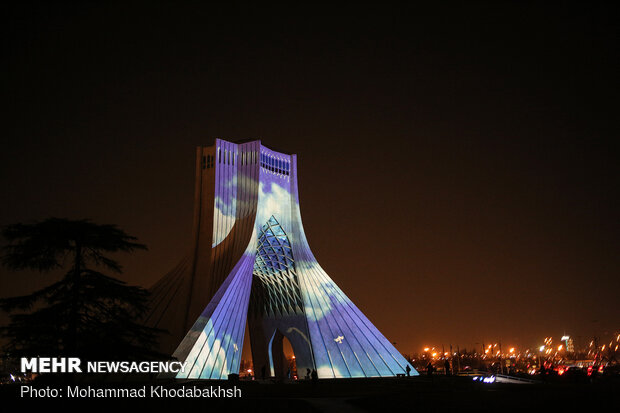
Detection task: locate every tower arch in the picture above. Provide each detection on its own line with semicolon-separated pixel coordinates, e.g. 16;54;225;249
147;139;417;379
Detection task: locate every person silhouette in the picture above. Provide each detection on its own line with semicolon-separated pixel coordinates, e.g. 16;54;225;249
311;369;318;386
427;362;434;377
406;365;412;377
444;359;451;375
306;368;311;380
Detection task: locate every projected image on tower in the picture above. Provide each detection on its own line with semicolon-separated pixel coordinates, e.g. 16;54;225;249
146;139;417;380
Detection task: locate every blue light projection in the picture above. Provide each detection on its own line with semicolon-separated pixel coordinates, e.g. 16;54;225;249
252;216;304;316
156;139;417;379
173;251;254;379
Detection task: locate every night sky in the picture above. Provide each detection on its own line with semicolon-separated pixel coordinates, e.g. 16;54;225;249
2;2;618;356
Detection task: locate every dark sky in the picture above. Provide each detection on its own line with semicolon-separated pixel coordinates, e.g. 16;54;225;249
1;2;618;355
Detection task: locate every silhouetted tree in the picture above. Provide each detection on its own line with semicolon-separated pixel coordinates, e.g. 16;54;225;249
0;218;160;360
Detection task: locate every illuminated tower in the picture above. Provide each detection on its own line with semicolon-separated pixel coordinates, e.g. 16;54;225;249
146;139;417;379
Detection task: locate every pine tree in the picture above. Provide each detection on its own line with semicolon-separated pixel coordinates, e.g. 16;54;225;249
0;218;160;361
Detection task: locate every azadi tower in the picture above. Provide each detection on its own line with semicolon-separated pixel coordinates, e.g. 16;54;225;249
145;139;417;379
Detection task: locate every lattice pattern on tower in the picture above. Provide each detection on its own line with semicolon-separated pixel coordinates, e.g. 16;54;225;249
250;216;304;317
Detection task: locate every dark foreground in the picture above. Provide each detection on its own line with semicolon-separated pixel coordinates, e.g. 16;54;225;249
2;375;618;412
